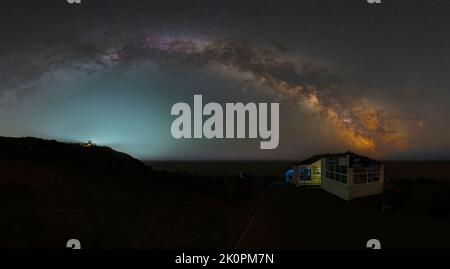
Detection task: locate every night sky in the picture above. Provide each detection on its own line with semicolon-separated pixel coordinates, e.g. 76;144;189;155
1;0;450;160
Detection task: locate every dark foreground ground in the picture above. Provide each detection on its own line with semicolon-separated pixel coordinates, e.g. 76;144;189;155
0;158;268;248
1;137;450;248
0;137;267;248
0;163;266;249
238;182;450;249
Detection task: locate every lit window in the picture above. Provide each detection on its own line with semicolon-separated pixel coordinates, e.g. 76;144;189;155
299;167;312;181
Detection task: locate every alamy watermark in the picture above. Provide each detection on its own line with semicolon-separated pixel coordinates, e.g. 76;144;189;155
66;239;81;249
366;239;381;249
170;95;279;150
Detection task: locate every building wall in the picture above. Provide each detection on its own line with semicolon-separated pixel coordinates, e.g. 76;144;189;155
349;164;384;200
322;178;351;200
321;155;384;201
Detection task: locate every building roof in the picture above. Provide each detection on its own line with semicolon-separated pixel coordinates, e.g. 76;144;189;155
294;151;381;166
294;154;330;166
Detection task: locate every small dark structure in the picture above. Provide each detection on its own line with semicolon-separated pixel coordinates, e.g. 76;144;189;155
292;152;384;201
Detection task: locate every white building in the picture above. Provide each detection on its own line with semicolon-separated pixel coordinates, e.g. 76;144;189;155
292;152;384;201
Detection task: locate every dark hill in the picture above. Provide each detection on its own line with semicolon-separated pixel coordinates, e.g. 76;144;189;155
0;136;147;171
